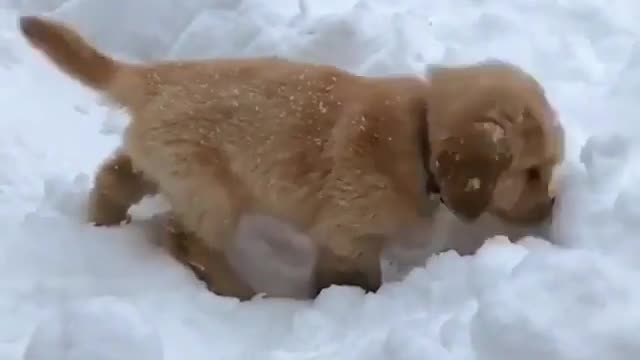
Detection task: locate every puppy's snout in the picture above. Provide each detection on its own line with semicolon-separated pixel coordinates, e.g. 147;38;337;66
550;197;556;206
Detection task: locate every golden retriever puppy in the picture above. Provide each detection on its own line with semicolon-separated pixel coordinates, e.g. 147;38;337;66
19;16;563;296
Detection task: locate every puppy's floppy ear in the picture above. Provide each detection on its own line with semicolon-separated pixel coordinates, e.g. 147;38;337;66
433;121;512;220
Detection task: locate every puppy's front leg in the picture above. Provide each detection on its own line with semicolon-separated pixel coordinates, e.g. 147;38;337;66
313;230;387;295
88;149;157;226
310;198;423;294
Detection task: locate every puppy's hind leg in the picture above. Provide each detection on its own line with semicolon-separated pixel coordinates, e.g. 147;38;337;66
164;214;256;300
227;214;318;299
165;213;317;300
167;163;245;254
88;149;157;226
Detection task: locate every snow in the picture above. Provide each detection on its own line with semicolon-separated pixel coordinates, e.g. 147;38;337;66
24;297;163;360
1;0;640;359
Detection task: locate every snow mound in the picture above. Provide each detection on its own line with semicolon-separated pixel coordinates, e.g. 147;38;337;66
24;297;163;360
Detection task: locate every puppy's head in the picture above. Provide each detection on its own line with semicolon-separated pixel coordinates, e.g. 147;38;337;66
426;61;564;225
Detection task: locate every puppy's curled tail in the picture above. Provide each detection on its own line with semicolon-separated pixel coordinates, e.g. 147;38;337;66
19;15;144;109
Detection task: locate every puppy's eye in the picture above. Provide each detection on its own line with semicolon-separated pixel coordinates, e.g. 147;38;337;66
526;167;541;182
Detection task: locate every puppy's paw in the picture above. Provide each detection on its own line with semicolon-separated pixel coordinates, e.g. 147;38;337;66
162;216;215;286
89;213;131;227
87;191;131;226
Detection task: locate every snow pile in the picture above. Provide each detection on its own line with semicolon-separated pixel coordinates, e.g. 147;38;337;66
0;0;638;359
24;297;163;360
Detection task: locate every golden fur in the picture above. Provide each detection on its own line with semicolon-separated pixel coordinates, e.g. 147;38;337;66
19;15;564;298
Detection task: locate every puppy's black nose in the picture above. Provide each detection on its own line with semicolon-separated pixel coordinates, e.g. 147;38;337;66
439;196;445;204
551;197;556;205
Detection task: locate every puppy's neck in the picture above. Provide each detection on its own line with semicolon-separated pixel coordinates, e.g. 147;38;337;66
373;74;438;216
404;76;440;203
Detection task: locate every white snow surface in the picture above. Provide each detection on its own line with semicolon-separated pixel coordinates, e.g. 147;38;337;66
0;0;639;359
